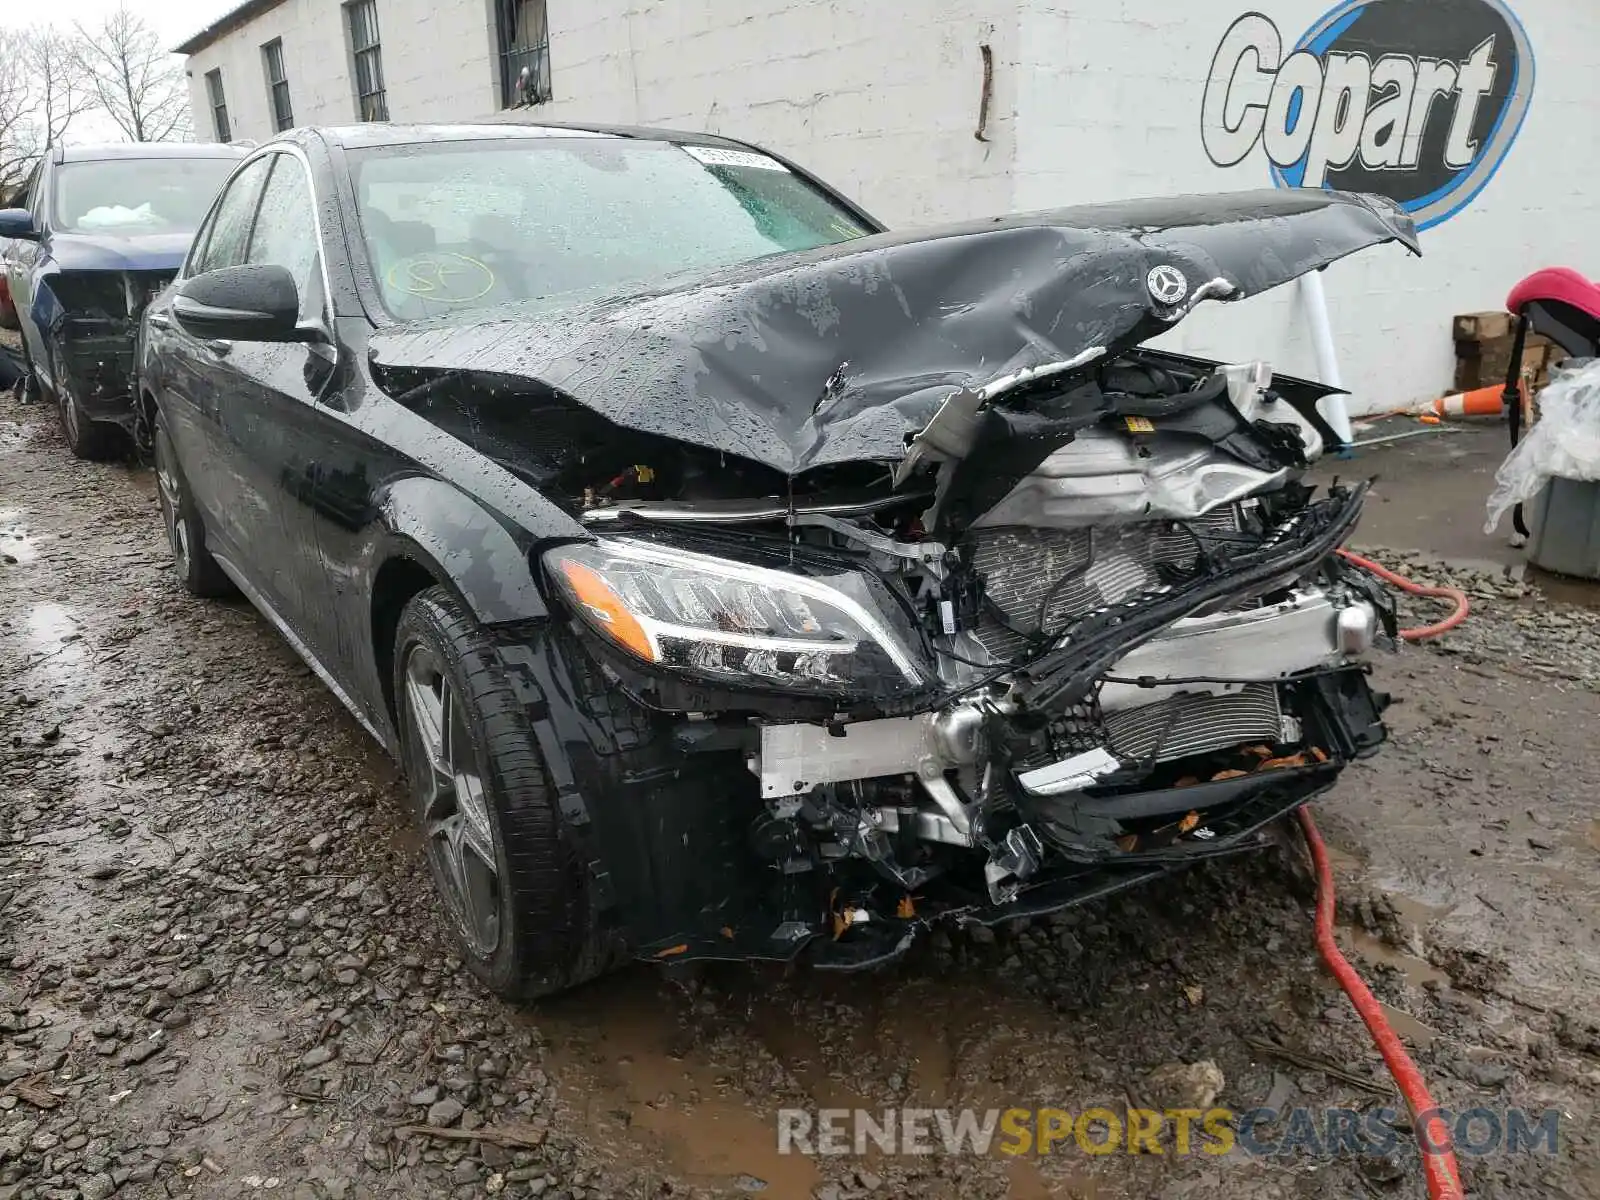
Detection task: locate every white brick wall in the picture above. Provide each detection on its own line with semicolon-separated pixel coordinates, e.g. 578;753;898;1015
184;0;501;142
181;0;1595;414
183;0;1018;227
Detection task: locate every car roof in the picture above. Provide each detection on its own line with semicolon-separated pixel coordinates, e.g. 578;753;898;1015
58;142;248;164
302;121;766;153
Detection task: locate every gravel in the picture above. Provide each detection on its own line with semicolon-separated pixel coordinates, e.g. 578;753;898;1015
1349;541;1600;687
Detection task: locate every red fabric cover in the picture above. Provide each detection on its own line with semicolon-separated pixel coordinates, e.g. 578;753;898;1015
1506;267;1600;320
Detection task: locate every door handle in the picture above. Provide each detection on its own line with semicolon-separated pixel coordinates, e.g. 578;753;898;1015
147;313;172;330
203;339;232;357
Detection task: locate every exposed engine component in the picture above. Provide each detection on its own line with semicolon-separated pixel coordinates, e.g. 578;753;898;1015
966;506;1244;662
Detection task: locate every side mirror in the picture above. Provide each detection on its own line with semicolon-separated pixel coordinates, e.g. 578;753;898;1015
0;208;40;242
173;264;316;343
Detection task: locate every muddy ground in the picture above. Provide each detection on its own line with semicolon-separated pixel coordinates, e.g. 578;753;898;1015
2;385;1599;1200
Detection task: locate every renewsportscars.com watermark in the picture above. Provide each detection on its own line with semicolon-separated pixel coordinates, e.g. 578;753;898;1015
776;1106;1563;1159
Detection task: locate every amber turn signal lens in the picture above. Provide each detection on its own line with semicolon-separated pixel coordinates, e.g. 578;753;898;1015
556;560;656;662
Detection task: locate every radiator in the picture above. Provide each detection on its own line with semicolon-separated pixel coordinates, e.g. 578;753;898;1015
1101;682;1284;763
968;508;1240;661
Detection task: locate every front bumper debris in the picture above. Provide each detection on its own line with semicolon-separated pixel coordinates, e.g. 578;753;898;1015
627;483;1391;970
43;269;174;426
753;584;1375;804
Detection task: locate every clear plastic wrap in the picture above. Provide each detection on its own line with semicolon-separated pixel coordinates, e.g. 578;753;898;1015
1485;358;1600;533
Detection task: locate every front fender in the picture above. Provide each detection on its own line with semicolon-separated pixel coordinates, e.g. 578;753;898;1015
19;264;60;374
371;475;572;625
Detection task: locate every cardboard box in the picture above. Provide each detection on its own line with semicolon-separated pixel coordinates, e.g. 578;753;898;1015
1453;309;1564;394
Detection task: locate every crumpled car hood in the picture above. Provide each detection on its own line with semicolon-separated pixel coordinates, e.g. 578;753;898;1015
47;231;194;273
368;188;1418;477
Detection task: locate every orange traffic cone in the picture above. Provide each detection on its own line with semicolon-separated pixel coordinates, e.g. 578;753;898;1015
1426;380;1524;420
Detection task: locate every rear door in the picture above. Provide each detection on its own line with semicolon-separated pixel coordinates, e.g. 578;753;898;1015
156;154;274;544
9;162;48;370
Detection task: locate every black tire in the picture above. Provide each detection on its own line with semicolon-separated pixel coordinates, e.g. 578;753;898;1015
18;339;44;405
49;342;124;461
152;408;234;597
393;587;623;999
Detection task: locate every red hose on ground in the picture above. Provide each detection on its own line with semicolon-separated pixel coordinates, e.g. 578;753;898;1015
1296;550;1467;1198
1336;549;1471;642
1298;808;1465;1199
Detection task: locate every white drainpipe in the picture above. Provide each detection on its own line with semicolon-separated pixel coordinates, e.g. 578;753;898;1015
1300;270;1354;449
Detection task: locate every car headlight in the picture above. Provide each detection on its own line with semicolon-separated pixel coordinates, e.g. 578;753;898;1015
543;537;926;696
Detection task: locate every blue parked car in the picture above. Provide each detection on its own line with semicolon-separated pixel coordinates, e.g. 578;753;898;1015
0;141;246;458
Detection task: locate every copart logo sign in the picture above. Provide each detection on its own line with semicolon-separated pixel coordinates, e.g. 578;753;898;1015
1202;0;1535;230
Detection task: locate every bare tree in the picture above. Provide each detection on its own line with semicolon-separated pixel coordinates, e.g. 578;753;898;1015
72;4;191;144
0;31;36;194
0;26;96;196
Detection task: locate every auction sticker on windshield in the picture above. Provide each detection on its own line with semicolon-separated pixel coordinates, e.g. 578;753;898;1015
385;253;496;303
681;144;791;172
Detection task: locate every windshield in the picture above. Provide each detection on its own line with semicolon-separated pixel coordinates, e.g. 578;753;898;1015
348;137;874;320
53;157;240;236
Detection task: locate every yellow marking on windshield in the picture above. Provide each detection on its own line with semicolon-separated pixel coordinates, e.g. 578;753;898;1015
384;252;496;302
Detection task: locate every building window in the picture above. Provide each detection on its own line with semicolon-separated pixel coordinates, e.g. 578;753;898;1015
496;0;551;108
262;39;294;132
206;69;231;142
346;0;388;121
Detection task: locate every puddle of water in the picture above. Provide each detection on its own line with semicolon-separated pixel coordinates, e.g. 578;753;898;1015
1323;843;1362;873
1010;1158;1098;1198
22;602;87;685
27;601;82;648
1387;890;1451;931
733;985;880;1114
1342;927;1450;991
529;967;1086;1196
536;970;819;1198
1376;1001;1438;1050
0;508;40;564
1527;565;1600;610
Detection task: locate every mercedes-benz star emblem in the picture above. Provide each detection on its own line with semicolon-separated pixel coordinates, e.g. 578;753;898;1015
1146;265;1189;306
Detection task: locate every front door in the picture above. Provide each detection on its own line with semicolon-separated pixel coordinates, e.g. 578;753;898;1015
206;151;343;657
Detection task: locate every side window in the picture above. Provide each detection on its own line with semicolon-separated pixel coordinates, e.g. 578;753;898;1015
193;156;273;274
15;162;43;218
245;155;323;321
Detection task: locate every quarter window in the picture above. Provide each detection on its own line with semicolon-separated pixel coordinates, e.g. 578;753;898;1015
496;0;551;109
9;162;41;214
191;156;273;274
245;155;323;322
346;1;388;122
206;69;231;143
262;39;294;132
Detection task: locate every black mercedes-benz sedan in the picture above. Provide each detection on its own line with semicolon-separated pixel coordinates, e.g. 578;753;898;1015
137;123;1412;1000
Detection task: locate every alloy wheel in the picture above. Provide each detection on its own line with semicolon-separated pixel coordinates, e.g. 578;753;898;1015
402;644;501;956
59;385;82;446
153;432;191;574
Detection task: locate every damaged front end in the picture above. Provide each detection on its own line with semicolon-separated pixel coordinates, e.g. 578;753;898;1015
372;186;1419;969
35;267;175;428
545;352;1396;967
